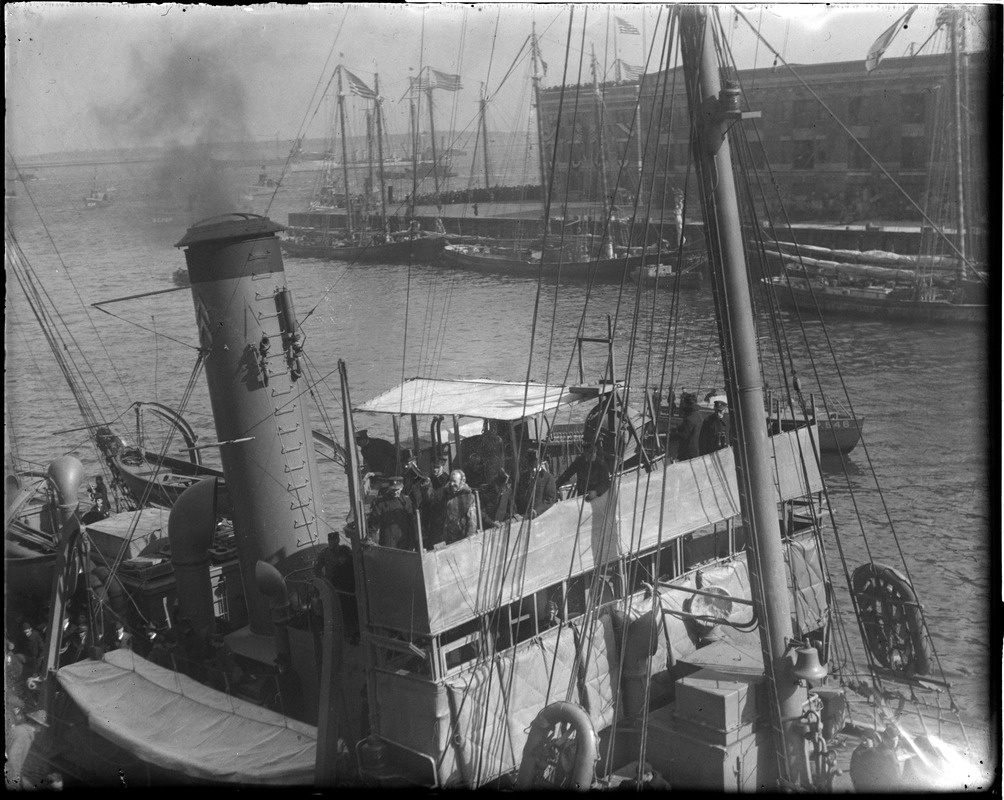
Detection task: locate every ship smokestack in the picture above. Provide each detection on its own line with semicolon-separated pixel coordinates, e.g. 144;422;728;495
176;214;324;636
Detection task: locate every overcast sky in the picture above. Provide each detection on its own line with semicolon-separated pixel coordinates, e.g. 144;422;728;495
5;3;991;158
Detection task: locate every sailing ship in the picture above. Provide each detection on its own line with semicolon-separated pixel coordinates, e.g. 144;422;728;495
281;65;445;264
764;8;989;325
7;7;985;792
441;26;705;282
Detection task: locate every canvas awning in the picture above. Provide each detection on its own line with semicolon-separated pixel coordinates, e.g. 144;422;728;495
355;378;588;421
57;649;317;785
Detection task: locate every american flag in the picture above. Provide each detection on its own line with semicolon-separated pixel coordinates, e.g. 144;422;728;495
619;60;643;80
616;16;640;36
409;75;432;95
343;68;376;99
432;69;463;92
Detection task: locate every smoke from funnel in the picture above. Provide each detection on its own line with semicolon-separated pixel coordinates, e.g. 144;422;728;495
96;41;251;222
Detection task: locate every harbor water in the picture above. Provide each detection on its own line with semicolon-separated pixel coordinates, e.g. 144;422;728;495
5;161;993;759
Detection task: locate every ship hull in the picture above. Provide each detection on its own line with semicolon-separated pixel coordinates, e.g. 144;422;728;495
766;276;988;325
440;244;671;281
280;235;445;264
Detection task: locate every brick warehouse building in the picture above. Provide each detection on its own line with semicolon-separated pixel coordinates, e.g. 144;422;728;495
536;50;991;231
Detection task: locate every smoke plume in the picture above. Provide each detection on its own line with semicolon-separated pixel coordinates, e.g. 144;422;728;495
96;41;251;222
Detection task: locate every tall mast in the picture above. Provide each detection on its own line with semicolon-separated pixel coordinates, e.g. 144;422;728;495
949;8;968;283
409;97;419;220
479;82;492;191
366;110;375;220
425;71;442;205
530;24;549;197
373;73;389;234
336;67;353;237
678;6;807;787
591;46;614;259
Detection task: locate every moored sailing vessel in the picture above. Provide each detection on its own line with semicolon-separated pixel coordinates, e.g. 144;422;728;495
280;65;445;265
762;7;989;326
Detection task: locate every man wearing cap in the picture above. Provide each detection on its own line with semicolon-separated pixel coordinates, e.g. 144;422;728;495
675;393;704;460
430;451;452;491
366;476;416;550
556;442;611;501
356;429;398;478
516;450;557;519
699;400;730;456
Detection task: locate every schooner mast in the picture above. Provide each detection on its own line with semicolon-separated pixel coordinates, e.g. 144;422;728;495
678;6;809;787
336;66;354;237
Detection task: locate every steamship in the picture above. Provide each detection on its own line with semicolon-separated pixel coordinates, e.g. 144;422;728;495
7;6;982;792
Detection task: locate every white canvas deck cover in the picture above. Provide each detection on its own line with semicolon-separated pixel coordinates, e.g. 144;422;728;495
56;649;317;785
355;378;585;420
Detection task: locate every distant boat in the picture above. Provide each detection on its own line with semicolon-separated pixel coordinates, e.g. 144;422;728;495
629;257;705;288
84;187;115;209
250;164;281;194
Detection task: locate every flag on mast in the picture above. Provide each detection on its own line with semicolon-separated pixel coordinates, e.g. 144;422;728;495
619;60;643;80
344;68;376;99
432;69;463;91
616;16;640;36
865;5;918;73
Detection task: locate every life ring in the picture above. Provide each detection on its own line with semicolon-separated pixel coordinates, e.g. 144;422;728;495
852;563;931;676
515;701;597;791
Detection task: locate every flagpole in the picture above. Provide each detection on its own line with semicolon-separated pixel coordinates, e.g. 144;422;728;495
479;82;492;192
613;11;621;83
425;68;442;210
409;95;418;221
530;24;549;194
591;45;614;259
373;72;388;235
336;66;353;238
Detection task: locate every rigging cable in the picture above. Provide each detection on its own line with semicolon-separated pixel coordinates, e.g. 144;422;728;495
732;8;986;285
723;12;969;744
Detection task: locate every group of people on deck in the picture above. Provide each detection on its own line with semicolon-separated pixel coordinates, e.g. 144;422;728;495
674;393;731;460
357;427;615;552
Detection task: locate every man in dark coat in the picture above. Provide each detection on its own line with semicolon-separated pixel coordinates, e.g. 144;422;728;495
367;477;416;550
430;451;452;490
109;621;134;651
429;470;479;546
516;451;557;519
699;401;730;456
463;428;506;489
675;393;704;460
67;616;92;664
19;621;45;676
481;470;516;527
357;429;398;478
556;442;611;501
319;537;360;644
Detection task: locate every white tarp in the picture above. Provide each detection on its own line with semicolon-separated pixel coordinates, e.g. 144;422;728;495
56;649;317;785
355;378;585;420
